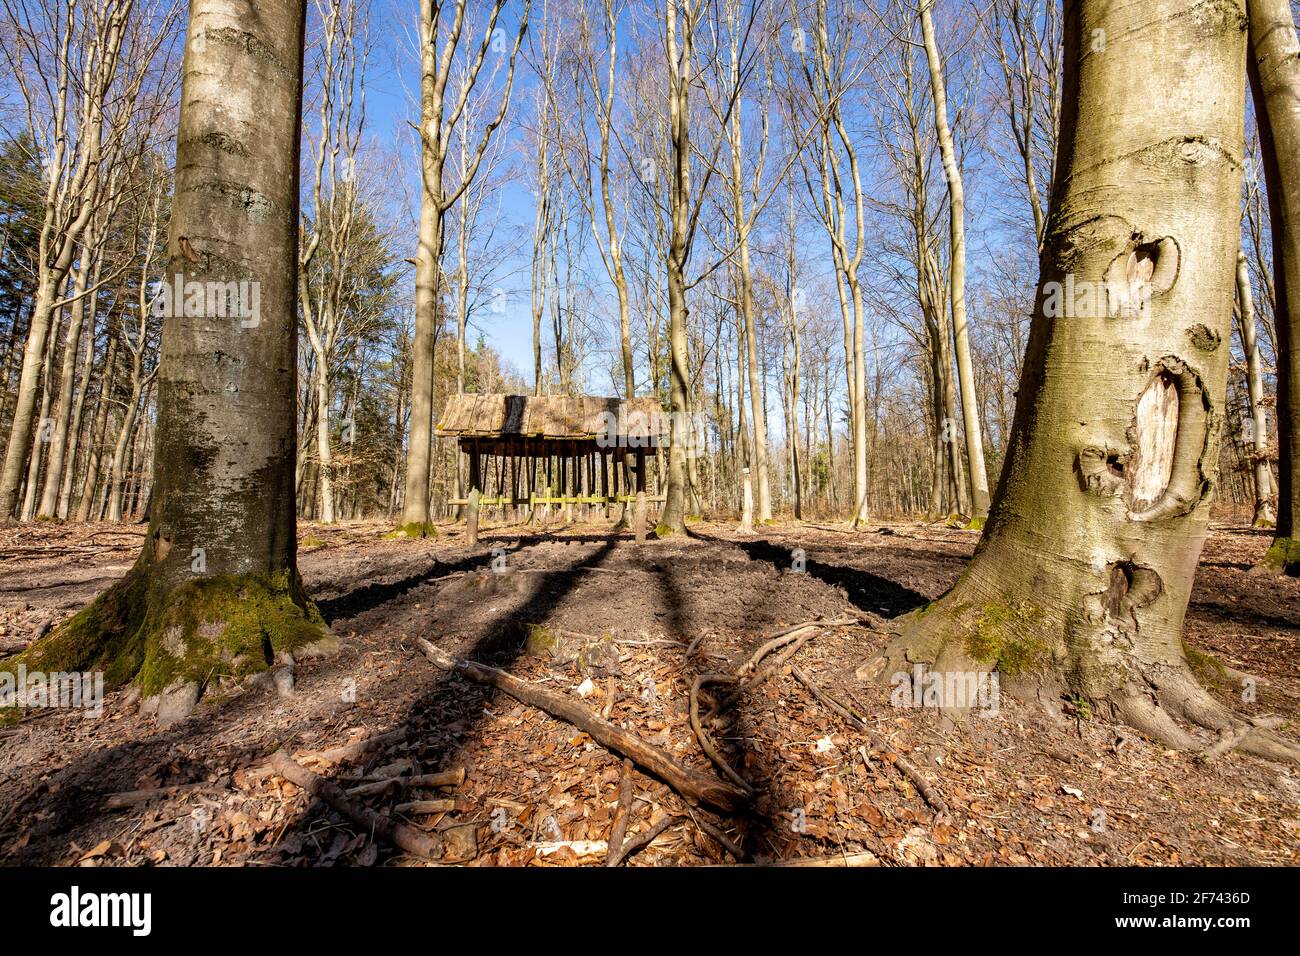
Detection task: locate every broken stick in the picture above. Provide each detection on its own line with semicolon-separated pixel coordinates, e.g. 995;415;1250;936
416;638;750;813
606;758;635;867
270;749;442;860
606;815;678;867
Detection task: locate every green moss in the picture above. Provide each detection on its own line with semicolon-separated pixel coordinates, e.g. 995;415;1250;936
392;522;439;539
963;601;1047;676
963;516;986;531
300;534;326;549
1183;640;1228;689
1;566;329;702
134;571;328;696
1258;538;1300;576
524;623;557;656
3;566;152;688
654;523;680;538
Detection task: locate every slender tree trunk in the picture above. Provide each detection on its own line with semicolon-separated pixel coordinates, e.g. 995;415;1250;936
314;363;335;523
20;329;59;521
106;383;143;522
1235;250;1276;526
403;130;442;532
920;0;991;520
57;310;96;519
37;247;95;518
75;324;118;522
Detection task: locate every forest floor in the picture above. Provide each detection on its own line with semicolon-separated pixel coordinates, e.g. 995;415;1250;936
1;510;1297;867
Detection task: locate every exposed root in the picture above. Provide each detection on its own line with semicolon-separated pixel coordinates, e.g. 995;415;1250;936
689;673;753;793
856;598;1300;764
1;563;333;725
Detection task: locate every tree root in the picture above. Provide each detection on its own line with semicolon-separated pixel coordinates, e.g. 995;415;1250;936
1113;672;1300;762
689;673;754;793
856;602;1300;765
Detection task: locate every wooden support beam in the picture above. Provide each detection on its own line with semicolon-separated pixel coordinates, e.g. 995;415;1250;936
467;488;480;546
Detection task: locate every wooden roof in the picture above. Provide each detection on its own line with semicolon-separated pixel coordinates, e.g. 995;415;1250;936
435;394;668;442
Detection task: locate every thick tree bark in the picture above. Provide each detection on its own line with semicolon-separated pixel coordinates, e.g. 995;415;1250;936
4;0;331;720
860;0;1298;761
1247;0;1300;573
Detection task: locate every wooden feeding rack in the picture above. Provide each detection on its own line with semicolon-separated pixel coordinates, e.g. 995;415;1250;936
435;394;670;517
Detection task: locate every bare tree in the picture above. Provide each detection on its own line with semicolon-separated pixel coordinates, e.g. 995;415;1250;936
400;0;530;534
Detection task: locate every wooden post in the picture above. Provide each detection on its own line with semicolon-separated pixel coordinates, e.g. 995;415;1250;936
467;488;480;547
739;467;754;534
563;451;573;524
634;490;647;544
600;450;610;519
510;447;519;522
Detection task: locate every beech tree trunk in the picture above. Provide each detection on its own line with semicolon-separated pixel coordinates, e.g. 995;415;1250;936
861;0;1298;761
4;0;331;722
919;0;991;520
1247;0;1300;573
1235;250;1276;526
36;245;96;519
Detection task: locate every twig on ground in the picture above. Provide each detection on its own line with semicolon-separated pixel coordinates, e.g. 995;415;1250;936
605;758;635;866
790;663;949;816
691;814;750;862
416;638;750;812
269;749;442;860
606;815;678;866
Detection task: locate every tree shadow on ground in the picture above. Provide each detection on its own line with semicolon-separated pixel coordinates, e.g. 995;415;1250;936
694;532;930;619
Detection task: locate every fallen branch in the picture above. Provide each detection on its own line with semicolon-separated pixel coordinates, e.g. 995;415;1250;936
394;799;456;815
790;663;949;816
309;728;408;766
416;638;749;813
270;749;442;860
721;851;880;867
344;767;465;798
717;618;856;712
242;728;410;783
689;673;754;793
605;759;635;867
606;815;679;867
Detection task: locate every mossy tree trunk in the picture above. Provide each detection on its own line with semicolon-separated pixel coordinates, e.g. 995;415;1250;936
4;0;331;722
1247;0;1300;573
860;0;1298;761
